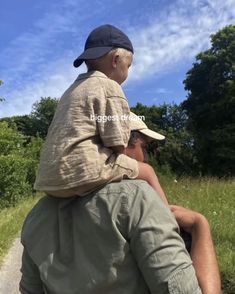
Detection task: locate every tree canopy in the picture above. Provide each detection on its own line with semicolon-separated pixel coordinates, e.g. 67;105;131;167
183;25;235;176
30;97;59;139
0;97;59;139
131;103;195;175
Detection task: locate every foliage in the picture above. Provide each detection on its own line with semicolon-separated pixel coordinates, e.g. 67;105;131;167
157;104;197;175
0;122;41;208
0;154;34;208
131;103;196;176
0;115;36;138
23;136;44;186
0;98;55;207
0;121;25;155
183;25;235;176
24;136;44;161
30;97;59;139
0;97;59;139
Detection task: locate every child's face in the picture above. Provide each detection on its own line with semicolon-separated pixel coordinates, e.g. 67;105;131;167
112;53;133;85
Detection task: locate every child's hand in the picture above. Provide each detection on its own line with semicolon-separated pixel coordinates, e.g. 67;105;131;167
170;205;207;234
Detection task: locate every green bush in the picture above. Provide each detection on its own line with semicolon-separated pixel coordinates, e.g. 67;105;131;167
0;121;25;155
23;136;44;187
24;136;44;161
0;154;35;208
0;122;42;208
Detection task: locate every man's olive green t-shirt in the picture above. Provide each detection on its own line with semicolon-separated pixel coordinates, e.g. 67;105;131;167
20;180;202;294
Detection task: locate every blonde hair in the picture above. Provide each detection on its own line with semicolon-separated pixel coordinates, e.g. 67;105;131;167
85;48;132;71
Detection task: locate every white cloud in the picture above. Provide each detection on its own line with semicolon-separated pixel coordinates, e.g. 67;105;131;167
155;88;172;94
0;56;83;117
129;0;235;81
0;0;101;117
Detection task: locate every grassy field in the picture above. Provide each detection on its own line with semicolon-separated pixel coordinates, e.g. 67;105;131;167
0;178;234;292
0;195;40;266
160;176;235;294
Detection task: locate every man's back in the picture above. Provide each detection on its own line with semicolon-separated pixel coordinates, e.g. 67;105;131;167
20;180;201;294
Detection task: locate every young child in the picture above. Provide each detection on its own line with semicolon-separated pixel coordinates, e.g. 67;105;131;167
34;24;168;205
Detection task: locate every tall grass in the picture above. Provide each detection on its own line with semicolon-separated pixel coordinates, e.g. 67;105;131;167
0;195;40;266
160;176;235;294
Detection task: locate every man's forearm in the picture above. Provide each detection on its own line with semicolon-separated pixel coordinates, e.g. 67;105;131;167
191;215;221;294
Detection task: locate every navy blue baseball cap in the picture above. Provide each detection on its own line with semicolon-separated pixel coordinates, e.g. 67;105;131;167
73;24;134;68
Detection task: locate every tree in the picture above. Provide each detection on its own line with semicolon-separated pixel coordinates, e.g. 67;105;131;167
0;115;36;138
182;25;235;176
131;103;195;176
0;121;25;155
156;104;196;175
30;97;59;139
0;97;59;139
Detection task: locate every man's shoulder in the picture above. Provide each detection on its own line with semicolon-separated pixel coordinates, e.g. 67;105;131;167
22;196;55;221
21;196;54;243
22;196;62;230
99;180;157;201
105;179;150;191
23;180;156;223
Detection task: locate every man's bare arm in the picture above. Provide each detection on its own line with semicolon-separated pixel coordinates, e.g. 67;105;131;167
171;205;221;294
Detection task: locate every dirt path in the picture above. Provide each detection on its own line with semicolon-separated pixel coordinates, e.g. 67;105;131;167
0;237;23;294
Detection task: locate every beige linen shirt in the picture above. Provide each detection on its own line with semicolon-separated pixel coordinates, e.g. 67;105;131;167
20;180;202;294
34;71;138;195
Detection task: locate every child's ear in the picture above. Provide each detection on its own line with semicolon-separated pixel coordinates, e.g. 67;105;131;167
111;53;119;68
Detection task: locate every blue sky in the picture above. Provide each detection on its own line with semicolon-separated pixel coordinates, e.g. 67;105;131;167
0;0;234;118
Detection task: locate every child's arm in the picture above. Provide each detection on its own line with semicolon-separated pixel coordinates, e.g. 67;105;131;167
137;162;169;205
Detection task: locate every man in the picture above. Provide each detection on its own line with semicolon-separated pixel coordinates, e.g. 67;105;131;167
20;114;221;294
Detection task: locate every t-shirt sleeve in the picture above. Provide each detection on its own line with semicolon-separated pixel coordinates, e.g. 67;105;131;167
93;88;131;148
20;248;45;294
126;182;202;294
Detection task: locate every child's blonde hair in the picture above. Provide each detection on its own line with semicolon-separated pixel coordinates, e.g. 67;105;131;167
85;48;132;71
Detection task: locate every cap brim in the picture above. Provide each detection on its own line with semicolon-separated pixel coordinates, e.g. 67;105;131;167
139;128;165;140
129;112;165;141
73;46;113;67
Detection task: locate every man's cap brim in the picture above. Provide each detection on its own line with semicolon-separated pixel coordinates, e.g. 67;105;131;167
73;46;113;67
138;128;165;140
130;112;165;141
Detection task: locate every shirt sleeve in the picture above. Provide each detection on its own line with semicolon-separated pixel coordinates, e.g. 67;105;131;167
20;247;45;294
126;182;202;294
93;91;131;148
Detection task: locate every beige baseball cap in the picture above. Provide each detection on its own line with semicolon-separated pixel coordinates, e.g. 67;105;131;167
129;112;165;140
